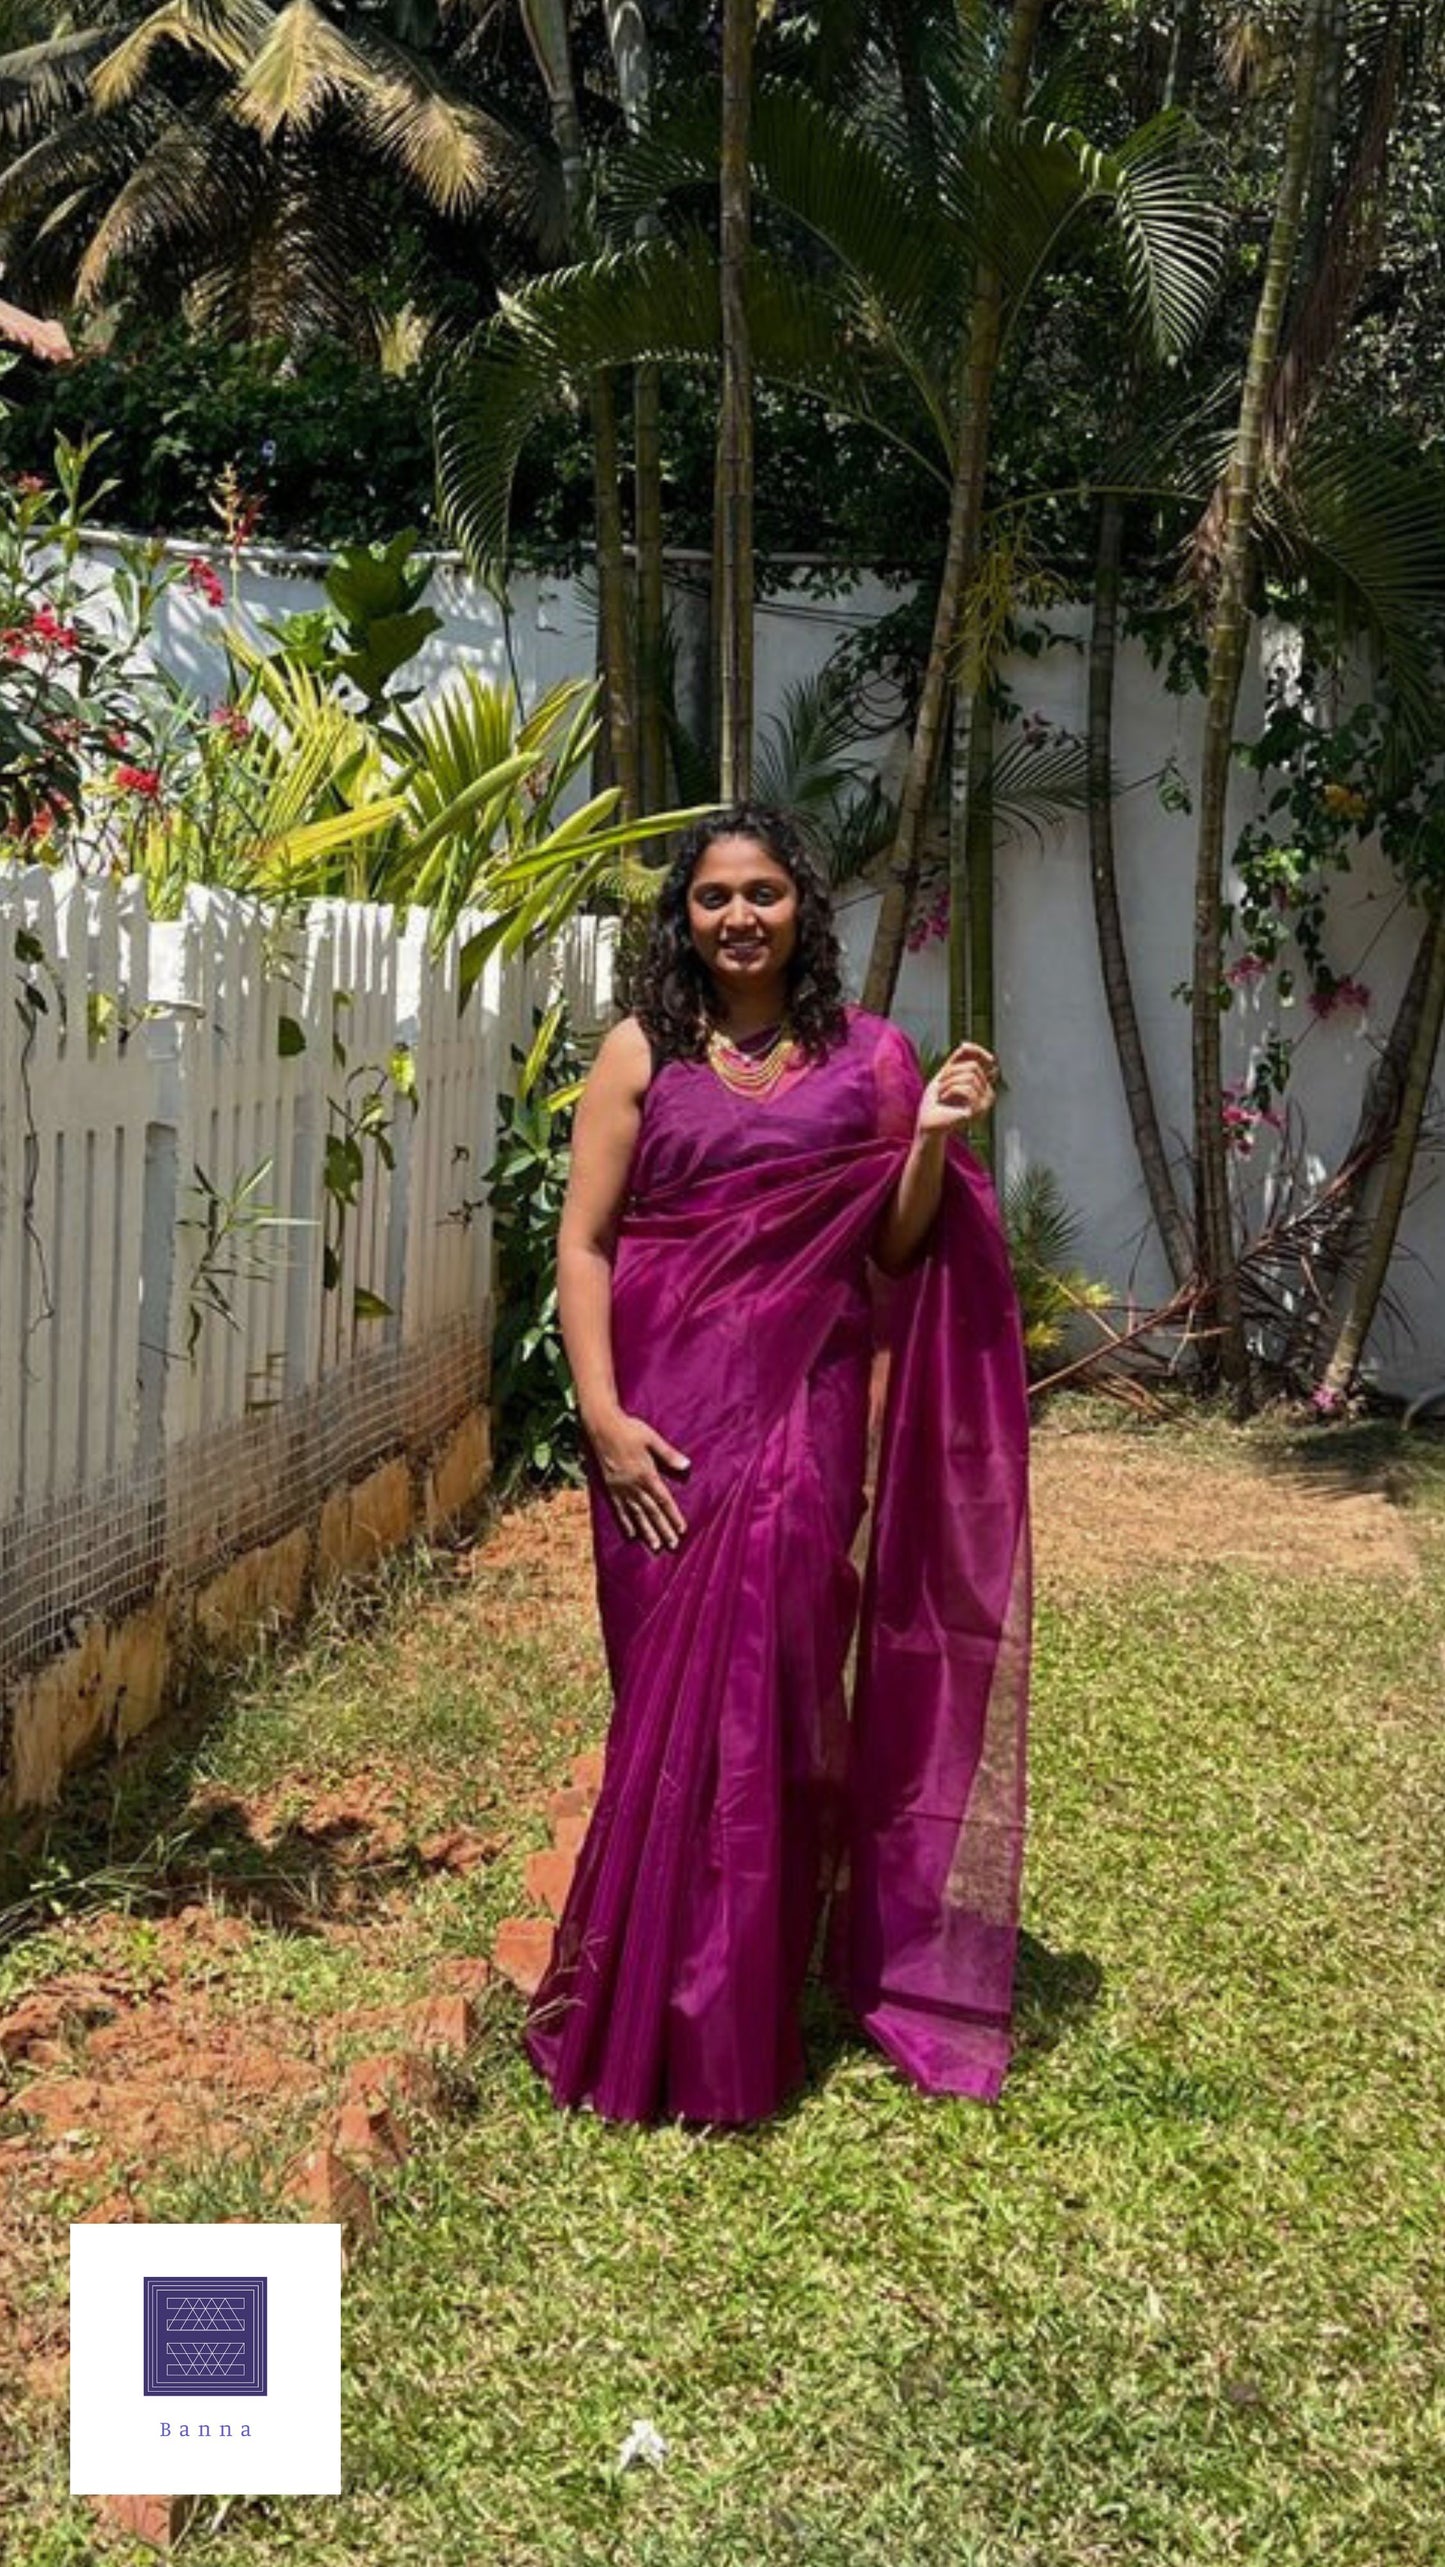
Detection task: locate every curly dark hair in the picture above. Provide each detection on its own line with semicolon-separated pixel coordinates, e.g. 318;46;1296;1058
630;804;850;1066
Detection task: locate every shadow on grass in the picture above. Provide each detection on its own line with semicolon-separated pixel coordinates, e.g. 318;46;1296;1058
1247;1412;1445;1508
788;1927;1103;2107
0;1555;487;1958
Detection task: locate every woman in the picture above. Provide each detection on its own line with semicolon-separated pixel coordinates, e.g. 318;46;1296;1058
522;805;1032;2127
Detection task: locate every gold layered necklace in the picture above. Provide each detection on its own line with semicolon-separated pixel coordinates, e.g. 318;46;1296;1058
705;1013;801;1098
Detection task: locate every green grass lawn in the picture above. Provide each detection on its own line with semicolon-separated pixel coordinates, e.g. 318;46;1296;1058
6;1415;1445;2566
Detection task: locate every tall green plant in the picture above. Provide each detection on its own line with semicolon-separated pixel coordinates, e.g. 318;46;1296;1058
483;998;588;1494
1190;0;1333;1397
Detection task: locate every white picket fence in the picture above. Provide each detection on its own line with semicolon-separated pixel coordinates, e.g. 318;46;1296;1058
0;865;616;1711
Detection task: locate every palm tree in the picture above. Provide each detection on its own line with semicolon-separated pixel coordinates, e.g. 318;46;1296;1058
0;0;558;354
1191;0;1347;1398
435;40;1225;972
1318;893;1445;1398
517;0;637;816
601;0;667;815
717;0;755;800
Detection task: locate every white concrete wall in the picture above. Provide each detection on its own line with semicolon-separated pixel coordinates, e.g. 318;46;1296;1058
79;537;1445;1399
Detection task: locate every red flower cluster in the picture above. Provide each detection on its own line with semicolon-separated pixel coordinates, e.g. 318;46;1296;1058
1;602;80;657
114;763;163;800
185;557;227;609
210;703;252;742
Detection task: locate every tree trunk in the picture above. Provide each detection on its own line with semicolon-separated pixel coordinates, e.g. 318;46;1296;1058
1088;494;1193;1285
1319;899;1445;1394
882;0;936;179
520;0;637;813
963;684;996;1173
603;0;668;816
1190;2;1407;587
1280;909;1439;1371
718;0;755;802
1191;0;1327;1398
591;370;639;815
1163;0;1202;109
861;0;1044;1019
634;362;668;812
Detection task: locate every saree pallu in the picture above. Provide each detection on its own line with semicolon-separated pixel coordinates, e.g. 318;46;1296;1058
522;1007;1032;2125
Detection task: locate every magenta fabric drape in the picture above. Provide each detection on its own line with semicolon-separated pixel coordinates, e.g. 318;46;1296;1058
522;1005;1032;2124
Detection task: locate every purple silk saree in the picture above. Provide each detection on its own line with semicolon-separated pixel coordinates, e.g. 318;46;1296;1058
522;1003;1032;2125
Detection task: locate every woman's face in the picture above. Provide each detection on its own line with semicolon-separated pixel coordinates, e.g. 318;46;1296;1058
685;833;799;996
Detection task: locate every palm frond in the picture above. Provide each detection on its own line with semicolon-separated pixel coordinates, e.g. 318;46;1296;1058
91;0;270;108
1266;423;1445;750
435;230;943;584
982;109;1226;364
74;107;262;299
0;27;114;145
753;665;873;817
609;77;962;422
988;727;1096;848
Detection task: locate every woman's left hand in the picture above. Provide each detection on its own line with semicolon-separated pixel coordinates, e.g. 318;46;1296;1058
916;1041;1000;1135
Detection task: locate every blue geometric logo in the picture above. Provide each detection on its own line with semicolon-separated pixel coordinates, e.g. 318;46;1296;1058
142;2277;267;2397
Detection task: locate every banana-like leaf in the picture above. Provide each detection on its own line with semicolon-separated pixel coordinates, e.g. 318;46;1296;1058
518;993;565;1103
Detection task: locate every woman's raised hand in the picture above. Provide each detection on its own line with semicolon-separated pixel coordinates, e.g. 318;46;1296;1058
589;1411;691;1551
915;1041;999;1135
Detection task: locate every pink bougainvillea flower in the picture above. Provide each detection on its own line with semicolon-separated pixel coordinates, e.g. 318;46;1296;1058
1226;953;1269;985
1310;1383;1345;1417
185;557;227;608
1309;976;1371;1021
13;471;46;496
113;763;163;799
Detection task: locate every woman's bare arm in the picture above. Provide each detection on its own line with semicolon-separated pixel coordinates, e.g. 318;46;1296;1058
557;1016;652;1435
872;1127;949;1276
871;1040;999;1277
557;1016;692;1550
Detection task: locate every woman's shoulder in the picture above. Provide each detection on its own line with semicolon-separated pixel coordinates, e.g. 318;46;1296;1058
593;1012;658;1094
844;1004;920;1061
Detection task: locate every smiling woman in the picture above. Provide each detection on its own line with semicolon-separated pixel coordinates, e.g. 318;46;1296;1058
517;804;1031;2128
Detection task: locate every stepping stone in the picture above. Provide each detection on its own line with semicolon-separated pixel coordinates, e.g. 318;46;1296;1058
332;2099;408;2168
569;1746;606;1795
492;1917;554;1997
546;1784;594;1822
282;2144;376;2244
524;1848;575;1918
402;1993;479;2055
344;2052;443;2113
432;1958;492;1999
90;2495;198;2551
551;1810;590;1857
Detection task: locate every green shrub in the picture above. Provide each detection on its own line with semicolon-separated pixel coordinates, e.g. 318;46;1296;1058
484;1002;590;1497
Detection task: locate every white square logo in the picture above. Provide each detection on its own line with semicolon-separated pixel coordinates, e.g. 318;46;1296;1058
70;2224;341;2495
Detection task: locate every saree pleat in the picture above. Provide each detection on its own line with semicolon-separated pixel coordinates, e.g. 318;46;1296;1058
521;1008;1031;2125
